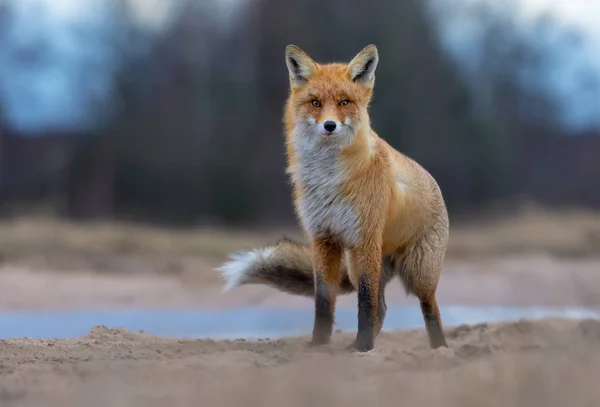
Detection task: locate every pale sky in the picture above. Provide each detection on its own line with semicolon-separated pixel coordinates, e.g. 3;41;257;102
20;0;600;43
433;0;600;129
0;0;598;132
519;0;600;66
520;0;600;34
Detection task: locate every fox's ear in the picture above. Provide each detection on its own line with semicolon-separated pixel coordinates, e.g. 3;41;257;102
285;45;318;88
347;45;379;87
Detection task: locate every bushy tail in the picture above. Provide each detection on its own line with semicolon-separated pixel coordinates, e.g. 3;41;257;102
216;237;355;297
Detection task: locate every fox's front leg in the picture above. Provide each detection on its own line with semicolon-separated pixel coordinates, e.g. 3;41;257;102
349;242;382;352
309;236;342;346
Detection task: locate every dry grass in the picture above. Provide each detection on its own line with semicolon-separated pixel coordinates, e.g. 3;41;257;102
448;208;600;258
0;217;301;261
0;208;599;262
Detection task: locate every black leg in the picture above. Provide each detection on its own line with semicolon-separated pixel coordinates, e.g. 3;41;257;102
310;272;334;345
349;274;378;352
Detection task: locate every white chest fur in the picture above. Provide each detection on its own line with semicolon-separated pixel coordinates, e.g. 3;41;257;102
292;133;361;246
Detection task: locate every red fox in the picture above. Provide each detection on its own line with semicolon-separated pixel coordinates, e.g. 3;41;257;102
217;44;449;352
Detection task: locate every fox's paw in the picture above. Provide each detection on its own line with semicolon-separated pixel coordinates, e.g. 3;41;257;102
306;337;330;349
346;337;375;353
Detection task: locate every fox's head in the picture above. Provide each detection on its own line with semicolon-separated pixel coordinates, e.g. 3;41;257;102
285;44;379;143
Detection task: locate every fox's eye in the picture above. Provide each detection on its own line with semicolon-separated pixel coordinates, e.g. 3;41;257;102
339;100;349;106
311;100;321;108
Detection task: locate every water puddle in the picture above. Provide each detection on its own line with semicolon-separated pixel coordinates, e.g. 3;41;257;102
1;305;599;340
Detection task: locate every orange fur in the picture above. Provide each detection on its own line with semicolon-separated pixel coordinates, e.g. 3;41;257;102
218;44;449;351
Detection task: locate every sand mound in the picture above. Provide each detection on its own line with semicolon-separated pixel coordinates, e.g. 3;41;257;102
1;317;600;406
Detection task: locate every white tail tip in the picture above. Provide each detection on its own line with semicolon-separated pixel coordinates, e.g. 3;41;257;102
216;248;274;292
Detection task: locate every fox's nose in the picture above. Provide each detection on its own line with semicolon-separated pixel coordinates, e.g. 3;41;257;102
323;121;337;133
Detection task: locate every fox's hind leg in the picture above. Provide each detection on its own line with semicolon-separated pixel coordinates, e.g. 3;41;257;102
399;236;448;349
375;277;387;339
419;295;447;348
373;258;396;338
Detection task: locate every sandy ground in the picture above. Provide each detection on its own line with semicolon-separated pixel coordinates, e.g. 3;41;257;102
2;318;600;406
0;258;599;406
1;214;600;406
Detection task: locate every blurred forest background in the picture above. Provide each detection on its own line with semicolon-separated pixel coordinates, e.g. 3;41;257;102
1;0;599;229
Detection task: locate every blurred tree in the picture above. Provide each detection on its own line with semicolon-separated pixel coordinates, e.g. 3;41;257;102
226;0;489;217
66;0;153;220
4;0;598;225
